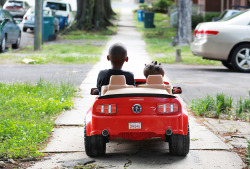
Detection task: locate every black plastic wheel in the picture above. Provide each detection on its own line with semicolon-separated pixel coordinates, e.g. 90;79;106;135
84;122;106;157
169;125;190;156
12;33;21;49
221;60;233;70
230;44;250;73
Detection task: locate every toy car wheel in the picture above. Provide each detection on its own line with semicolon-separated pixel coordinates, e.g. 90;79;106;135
169;125;190;156
230;44;250;73
84;123;106;157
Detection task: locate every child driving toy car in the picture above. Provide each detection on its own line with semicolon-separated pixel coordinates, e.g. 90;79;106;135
96;43;135;93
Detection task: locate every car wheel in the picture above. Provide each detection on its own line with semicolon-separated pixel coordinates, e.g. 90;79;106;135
169;124;190;156
23;27;27;32
84;121;106;157
0;36;6;53
221;61;233;70
231;44;250;73
12;33;21;49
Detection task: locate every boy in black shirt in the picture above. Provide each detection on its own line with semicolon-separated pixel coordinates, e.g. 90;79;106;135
96;43;135;93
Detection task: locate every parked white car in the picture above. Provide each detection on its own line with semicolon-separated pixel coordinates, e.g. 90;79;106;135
23;7;59;33
191;10;250;72
3;0;30;18
212;9;240;21
43;1;74;25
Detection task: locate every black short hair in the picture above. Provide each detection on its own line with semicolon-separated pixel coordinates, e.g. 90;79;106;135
144;61;165;78
109;43;127;58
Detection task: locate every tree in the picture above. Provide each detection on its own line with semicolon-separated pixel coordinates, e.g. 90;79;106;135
171;0;192;46
0;0;6;7
73;0;115;30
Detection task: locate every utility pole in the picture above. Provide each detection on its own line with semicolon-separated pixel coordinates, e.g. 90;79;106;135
34;0;42;51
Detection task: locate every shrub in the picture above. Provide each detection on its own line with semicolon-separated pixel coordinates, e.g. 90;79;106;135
192;14;203;29
152;0;173;13
204;13;220;22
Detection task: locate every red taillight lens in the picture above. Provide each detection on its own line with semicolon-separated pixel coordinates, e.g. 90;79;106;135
25;16;27;20
96;104;116;114
194;30;219;38
67;14;69;19
158;103;178;114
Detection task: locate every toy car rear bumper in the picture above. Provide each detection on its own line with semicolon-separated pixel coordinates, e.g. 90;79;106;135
86;112;188;140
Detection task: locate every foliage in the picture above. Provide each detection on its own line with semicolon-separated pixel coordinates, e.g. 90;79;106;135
152;0;173;13
204;13;220;22
192;14;203;29
0;80;75;158
139;3;149;10
134;13;221;66
191;93;249;121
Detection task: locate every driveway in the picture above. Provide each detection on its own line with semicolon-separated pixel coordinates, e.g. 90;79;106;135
162;64;250;104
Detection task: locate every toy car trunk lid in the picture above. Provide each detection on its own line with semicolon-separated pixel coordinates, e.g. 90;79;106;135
99;88;175;99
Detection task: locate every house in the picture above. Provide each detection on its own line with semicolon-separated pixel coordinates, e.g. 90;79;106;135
193;0;250;13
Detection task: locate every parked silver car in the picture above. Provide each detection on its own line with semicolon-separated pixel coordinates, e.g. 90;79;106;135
22;7;59;33
3;0;30;18
191;10;250;72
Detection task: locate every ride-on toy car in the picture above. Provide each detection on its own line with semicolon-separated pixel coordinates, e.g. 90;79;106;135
85;75;189;157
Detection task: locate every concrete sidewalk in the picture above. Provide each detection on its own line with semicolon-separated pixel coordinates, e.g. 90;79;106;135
29;1;245;168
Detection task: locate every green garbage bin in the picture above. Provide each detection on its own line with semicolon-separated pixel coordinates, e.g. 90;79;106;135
43;16;55;41
144;11;155;28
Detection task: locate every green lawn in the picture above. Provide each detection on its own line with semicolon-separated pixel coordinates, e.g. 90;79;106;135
134;12;221;66
0;81;75;159
61;26;117;40
18;44;104;55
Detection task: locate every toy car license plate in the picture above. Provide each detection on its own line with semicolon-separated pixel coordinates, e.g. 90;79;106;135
128;122;141;129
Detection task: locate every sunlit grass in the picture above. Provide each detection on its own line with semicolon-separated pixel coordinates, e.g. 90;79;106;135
0;80;75;159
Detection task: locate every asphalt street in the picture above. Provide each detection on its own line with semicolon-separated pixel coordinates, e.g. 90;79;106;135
0;64;92;87
163;64;250;104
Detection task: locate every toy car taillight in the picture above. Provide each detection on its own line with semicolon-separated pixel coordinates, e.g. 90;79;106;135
157;103;178;114
96;104;116;114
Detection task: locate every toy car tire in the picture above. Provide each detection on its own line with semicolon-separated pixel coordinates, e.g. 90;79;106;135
169;125;190;156
84;124;106;157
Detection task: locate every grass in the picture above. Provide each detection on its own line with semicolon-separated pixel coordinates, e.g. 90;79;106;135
191;93;250;121
0;80;75;159
134;12;221;66
61;26;117;40
17;44;104;55
1;44;102;64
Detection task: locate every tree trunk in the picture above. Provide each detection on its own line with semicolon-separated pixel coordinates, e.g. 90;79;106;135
73;0;113;30
0;0;7;6
171;0;192;46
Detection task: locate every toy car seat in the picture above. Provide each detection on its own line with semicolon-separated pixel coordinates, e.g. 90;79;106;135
101;75;134;96
138;75;172;94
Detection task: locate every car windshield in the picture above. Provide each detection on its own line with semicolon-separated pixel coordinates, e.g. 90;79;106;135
46;2;66;11
219;10;248;21
28;9;50;16
5;1;23;7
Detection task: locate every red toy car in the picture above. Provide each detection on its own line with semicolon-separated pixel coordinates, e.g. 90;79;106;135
85;75;189;157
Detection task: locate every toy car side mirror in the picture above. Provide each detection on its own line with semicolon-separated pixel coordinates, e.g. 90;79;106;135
90;88;99;95
172;87;182;94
